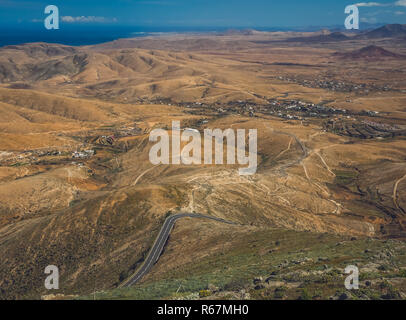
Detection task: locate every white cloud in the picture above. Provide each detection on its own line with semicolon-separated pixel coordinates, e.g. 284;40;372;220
61;16;117;23
355;1;406;6
354;1;406;17
395;0;406;6
360;16;378;22
355;2;390;7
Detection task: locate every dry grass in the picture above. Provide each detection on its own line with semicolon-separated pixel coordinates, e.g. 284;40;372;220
0;33;405;299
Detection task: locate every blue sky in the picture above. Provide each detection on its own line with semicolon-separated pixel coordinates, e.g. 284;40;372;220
0;0;405;28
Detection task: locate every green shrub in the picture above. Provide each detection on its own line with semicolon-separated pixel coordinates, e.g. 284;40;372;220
274;286;287;299
299;288;312;300
199;290;212;298
223;278;246;291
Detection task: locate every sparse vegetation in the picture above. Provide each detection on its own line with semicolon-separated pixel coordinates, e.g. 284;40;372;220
1;27;406;301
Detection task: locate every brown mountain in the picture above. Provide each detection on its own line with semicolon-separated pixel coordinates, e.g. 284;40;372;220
334;45;405;60
360;24;406;39
287;31;349;43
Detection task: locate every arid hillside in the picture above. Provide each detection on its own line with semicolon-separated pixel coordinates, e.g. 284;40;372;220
0;29;406;300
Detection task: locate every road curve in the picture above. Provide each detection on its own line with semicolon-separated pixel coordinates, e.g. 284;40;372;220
119;213;238;288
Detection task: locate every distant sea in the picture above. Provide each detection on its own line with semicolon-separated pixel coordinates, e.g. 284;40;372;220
0;25;236;47
0;23;379;48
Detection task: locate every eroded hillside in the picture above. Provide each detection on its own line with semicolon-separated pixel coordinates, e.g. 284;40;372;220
0;32;406;299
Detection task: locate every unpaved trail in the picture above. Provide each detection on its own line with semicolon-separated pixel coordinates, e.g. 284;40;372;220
302;163;310;180
329;199;342;214
266;124;308;176
275;138;293;160
315;151;336;177
132;165;159;186
266;125;344;214
393;174;406;213
65;167;73;184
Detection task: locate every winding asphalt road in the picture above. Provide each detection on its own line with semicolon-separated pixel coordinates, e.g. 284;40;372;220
120;127;307;288
120;213;238;288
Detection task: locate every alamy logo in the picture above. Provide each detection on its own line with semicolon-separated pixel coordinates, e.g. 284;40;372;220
44;265;59;290
345;5;359;30
149;121;258;175
344;265;359;290
44;5;59;30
